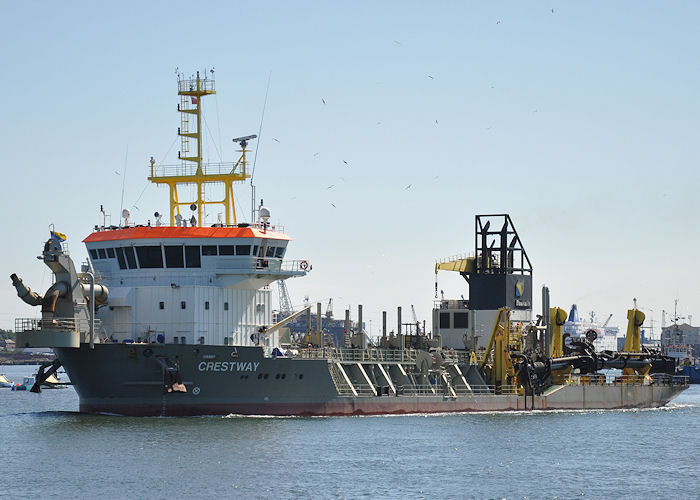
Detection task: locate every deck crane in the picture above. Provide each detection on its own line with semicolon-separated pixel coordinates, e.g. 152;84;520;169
325;298;334;320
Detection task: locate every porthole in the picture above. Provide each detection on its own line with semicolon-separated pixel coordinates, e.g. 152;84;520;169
263;373;269;380
275;374;280;380
257;373;263;380
299;374;304;380
281;374;286;380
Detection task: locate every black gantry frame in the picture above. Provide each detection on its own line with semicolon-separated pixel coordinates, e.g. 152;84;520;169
474;214;532;276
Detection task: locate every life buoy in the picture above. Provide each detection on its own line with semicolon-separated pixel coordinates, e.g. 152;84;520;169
300;260;309;270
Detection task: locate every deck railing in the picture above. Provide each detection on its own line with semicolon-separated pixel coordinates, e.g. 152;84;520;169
292;348;419;363
565;373;688;387
15;317;102;334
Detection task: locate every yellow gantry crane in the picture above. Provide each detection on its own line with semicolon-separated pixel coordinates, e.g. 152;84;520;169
148;70;252;227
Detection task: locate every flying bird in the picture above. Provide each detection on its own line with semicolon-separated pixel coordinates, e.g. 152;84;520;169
115;171;120;175
326;184;334;189
496;20;501;24
330;202;336;208
313;152;319;157
322;98;326;105
343;160;349;166
427;75;434;79
551;8;555;13
272;138;280;143
435;119;438;124
393;40;401;45
405;184;412;190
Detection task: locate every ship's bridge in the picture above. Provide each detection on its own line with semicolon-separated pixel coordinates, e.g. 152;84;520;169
83;224;306;290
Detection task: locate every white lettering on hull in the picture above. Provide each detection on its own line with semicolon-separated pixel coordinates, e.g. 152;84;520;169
197;361;260;372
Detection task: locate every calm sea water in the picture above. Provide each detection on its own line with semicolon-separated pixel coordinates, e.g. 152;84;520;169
1;364;699;499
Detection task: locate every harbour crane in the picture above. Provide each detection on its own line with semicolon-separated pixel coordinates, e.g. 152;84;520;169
325;298;334;320
410;304;422;335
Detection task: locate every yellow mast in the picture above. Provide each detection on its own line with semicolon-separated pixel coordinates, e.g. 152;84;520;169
148;70;252;227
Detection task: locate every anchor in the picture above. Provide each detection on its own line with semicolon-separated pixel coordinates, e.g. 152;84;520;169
153;355;187;394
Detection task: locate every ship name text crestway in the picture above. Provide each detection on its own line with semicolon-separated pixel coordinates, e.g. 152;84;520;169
198;361;260;372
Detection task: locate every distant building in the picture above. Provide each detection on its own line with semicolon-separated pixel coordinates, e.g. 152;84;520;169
2;339;15;351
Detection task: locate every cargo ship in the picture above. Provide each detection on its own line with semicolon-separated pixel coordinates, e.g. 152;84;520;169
11;70;687;416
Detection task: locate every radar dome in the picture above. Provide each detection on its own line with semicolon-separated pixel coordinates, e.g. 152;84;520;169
259;206;271;223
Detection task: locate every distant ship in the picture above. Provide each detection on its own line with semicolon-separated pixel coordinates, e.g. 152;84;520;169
563;305;619;352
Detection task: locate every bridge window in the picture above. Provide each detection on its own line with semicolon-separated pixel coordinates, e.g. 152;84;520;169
181;301;186;309
202;245;217;256
89;249;98;259
164;246;184;268
252;245;259;257
136;246;163;268
224;302;229;311
205;301;209;310
116;247;127;269
275;247;285;258
439;312;450;329
124;247;137;269
107;248;115;258
235;245;251;256
159;302;164;310
266;246;276;257
185;246;201;268
219;245;234;255
454;312;468;328
98;248;107;259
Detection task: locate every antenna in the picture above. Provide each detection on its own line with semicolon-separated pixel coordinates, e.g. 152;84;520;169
119;145;128;227
251;71;271;223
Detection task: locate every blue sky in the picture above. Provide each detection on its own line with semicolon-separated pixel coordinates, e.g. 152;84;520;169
2;1;699;336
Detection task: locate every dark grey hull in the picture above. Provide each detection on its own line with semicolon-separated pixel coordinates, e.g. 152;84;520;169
56;344;687;417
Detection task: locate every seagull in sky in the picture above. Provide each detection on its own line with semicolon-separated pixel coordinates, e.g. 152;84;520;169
343;160;349;166
313;152;319;157
435;119;439;124
322;98;326;105
272;138;280;143
496;20;501;24
405;184;412;190
115;171;120;175
326;184;334;189
330;202;336;208
393;40;401;45
427;75;434;79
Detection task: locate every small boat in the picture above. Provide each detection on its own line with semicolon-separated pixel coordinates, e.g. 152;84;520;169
11;373;67;391
11;376;35;391
0;374;13;388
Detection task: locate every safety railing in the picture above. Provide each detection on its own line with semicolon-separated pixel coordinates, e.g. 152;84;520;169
291;348;419;363
394;383;519;397
15;317;102;333
565;373;688;387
